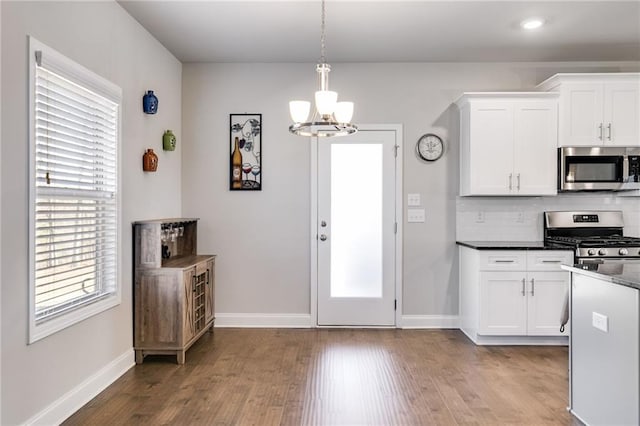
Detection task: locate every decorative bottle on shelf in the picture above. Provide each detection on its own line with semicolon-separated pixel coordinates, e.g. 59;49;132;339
231;137;243;189
163;130;176;151
142;90;158;114
143;149;158;172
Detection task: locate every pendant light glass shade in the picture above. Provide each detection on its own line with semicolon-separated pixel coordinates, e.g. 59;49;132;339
288;0;357;137
289;101;311;123
314;90;338;116
334;101;354;123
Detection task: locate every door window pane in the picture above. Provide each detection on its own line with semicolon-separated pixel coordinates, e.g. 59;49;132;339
330;144;382;298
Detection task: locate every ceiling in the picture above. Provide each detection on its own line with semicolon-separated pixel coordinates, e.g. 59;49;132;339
118;0;640;63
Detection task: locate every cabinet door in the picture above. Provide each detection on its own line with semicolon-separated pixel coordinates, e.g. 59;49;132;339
604;81;640;147
513;100;558;195
468;103;514;195
182;267;195;343
205;258;215;324
559;83;604;146
135;271;181;347
526;271;569;336
479;272;527;335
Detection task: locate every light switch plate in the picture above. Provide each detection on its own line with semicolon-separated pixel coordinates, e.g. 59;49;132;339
592;312;608;332
408;209;425;223
407;193;421;206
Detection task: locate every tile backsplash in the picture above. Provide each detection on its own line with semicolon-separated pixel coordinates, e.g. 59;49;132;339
456;193;640;241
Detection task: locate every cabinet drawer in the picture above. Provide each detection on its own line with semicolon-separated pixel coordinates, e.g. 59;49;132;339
479;251;527;271
527;251;574;271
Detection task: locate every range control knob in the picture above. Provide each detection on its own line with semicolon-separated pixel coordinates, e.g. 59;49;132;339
598;248;608;256
587;249;597;256
619;248;629;256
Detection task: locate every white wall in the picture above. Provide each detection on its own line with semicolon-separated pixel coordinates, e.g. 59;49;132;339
1;1;182;424
182;61;639;322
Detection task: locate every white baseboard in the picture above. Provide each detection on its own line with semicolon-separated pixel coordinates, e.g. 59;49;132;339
401;315;460;329
214;313;312;328
26;349;134;426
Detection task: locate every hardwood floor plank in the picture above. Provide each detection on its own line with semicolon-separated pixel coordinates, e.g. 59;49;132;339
63;329;570;426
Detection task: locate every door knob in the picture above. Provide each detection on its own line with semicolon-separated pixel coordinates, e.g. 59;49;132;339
319;234;327;241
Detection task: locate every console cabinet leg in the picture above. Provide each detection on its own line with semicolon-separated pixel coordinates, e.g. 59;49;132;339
177;351;186;365
135;350;144;364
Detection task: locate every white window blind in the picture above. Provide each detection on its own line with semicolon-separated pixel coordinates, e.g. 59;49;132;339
29;37;122;342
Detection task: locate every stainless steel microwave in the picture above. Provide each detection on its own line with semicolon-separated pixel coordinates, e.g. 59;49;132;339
559;147;640;191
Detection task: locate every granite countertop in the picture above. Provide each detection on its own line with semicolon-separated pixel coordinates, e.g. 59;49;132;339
562;263;640;290
456;241;572;251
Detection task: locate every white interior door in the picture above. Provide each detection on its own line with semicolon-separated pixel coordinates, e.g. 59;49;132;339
317;129;397;326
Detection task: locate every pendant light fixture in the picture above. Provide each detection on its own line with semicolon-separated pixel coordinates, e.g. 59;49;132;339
289;0;357;137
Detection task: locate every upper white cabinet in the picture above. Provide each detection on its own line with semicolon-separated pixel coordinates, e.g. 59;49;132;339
456;93;558;196
537;73;640;147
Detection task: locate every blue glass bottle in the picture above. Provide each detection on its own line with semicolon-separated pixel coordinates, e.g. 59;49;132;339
142;90;158;114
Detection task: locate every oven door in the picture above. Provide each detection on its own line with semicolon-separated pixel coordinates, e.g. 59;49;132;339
559;148;626;191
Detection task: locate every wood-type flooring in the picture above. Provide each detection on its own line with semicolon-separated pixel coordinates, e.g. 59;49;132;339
64;329;571;425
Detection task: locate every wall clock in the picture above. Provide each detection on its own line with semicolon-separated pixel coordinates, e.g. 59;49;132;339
416;133;444;162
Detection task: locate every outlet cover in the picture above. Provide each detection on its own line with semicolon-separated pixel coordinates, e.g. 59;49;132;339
592;312;608;332
408;209;425;223
516;212;525;223
475;212;485;223
407;193;421;206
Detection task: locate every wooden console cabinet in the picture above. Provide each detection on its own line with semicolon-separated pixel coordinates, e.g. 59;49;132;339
133;218;215;364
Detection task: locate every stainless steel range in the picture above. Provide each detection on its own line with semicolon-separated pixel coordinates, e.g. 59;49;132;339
544;211;640;264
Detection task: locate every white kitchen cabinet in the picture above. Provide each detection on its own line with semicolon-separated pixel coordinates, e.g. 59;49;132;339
526;271;570;336
456;93;558;196
459;246;572;345
479;272;528;335
537;73;640;147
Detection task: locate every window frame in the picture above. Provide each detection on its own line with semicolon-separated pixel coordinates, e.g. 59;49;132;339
28;36;123;343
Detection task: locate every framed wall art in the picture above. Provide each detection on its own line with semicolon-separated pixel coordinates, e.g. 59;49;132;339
230;113;262;191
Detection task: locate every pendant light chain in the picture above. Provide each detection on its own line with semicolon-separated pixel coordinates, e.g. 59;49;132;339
320;0;326;64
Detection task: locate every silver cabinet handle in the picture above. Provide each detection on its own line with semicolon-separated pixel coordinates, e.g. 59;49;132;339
542;260;561;263
319;234;327;241
599;123;603;140
530;278;535;296
509;173;513;190
607;123;612;141
517;173;521;191
494;260;514;263
521;278;526;296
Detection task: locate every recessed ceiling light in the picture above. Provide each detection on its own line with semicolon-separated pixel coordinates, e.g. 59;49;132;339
520;18;545;30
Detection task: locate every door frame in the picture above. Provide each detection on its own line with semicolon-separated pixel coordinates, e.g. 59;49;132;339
309;124;403;327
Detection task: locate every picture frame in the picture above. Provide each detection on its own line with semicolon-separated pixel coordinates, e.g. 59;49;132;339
230;113;262;191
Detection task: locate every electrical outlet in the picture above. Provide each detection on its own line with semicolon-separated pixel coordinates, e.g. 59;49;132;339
475;212;485;223
516;212;525;223
408;209;425;223
592;312;608;332
407;193;421;206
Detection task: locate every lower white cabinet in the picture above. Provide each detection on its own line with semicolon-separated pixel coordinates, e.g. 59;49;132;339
460;246;572;345
479;271;569;336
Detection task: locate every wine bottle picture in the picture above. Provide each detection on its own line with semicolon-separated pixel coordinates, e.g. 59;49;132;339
230;113;261;191
231;136;243;189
